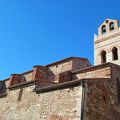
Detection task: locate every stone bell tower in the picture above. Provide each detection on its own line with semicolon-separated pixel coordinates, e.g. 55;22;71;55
94;19;120;65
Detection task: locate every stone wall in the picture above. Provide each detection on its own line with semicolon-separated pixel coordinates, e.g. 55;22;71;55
84;79;120;120
5;71;33;88
23;71;33;81
0;85;83;120
110;64;120;79
72;59;90;71
73;66;111;80
1;59;120;120
47;58;91;83
47;60;73;82
4;57;91;87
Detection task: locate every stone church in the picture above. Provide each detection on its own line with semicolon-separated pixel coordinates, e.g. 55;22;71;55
0;19;120;120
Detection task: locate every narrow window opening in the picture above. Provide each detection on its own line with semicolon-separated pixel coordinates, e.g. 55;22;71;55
101;50;106;63
109;22;114;31
112;47;118;60
101;25;106;34
106;20;109;23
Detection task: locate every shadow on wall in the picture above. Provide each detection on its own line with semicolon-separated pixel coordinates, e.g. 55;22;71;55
47;69;56;82
0;81;7;98
17;88;23;102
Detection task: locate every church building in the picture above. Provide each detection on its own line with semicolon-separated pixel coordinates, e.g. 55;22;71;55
94;19;120;65
0;19;120;120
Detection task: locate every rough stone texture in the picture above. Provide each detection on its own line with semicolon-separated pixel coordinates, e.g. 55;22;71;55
84;79;120;120
72;63;120;81
74;67;111;80
1;62;120;120
0;57;89;120
47;60;73;83
0;81;6;95
47;58;91;83
0;85;82;120
110;64;120;79
1;18;120;120
72;58;91;71
4;72;33;88
1;50;120;120
4;57;91;88
23;71;33;82
9;74;26;86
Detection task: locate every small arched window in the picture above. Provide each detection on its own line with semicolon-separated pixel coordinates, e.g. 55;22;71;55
101;25;106;34
101;50;106;63
109;22;114;31
112;47;118;60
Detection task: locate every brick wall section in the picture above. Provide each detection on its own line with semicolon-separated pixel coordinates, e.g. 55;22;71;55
32;66;48;81
0;85;83;120
84;79;120;120
47;60;73;82
23;71;33;82
73;66;111;80
4;79;10;88
3;59;120;120
4;57;90;87
110;64;120;79
4;72;33;88
72;63;120;80
72;58;91;71
47;58;91;83
9;74;26;86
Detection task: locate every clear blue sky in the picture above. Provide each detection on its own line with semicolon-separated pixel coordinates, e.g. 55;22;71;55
0;0;120;79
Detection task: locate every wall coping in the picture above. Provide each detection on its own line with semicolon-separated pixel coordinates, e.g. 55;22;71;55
2;56;89;82
33;78;111;93
8;80;35;90
46;57;89;67
71;62;120;74
33;79;82;93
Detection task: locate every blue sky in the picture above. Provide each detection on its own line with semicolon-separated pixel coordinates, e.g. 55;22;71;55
0;0;120;79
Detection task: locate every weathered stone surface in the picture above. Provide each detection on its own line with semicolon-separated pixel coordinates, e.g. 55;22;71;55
0;86;83;120
84;79;120;120
0;47;120;120
47;57;91;83
74;67;111;79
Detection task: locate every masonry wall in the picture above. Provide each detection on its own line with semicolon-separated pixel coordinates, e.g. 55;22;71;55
84;79;120;120
73;66;111;80
72;59;90;71
47;60;73;82
5;71;33;88
47;58;91;83
0;85;83;120
4;58;91;88
23;71;33;81
111;64;120;79
2;58;120;120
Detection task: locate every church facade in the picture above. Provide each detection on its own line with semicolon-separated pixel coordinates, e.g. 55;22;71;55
94;19;120;65
0;19;120;120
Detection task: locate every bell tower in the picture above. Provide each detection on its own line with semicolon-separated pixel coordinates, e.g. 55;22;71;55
94;19;120;65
